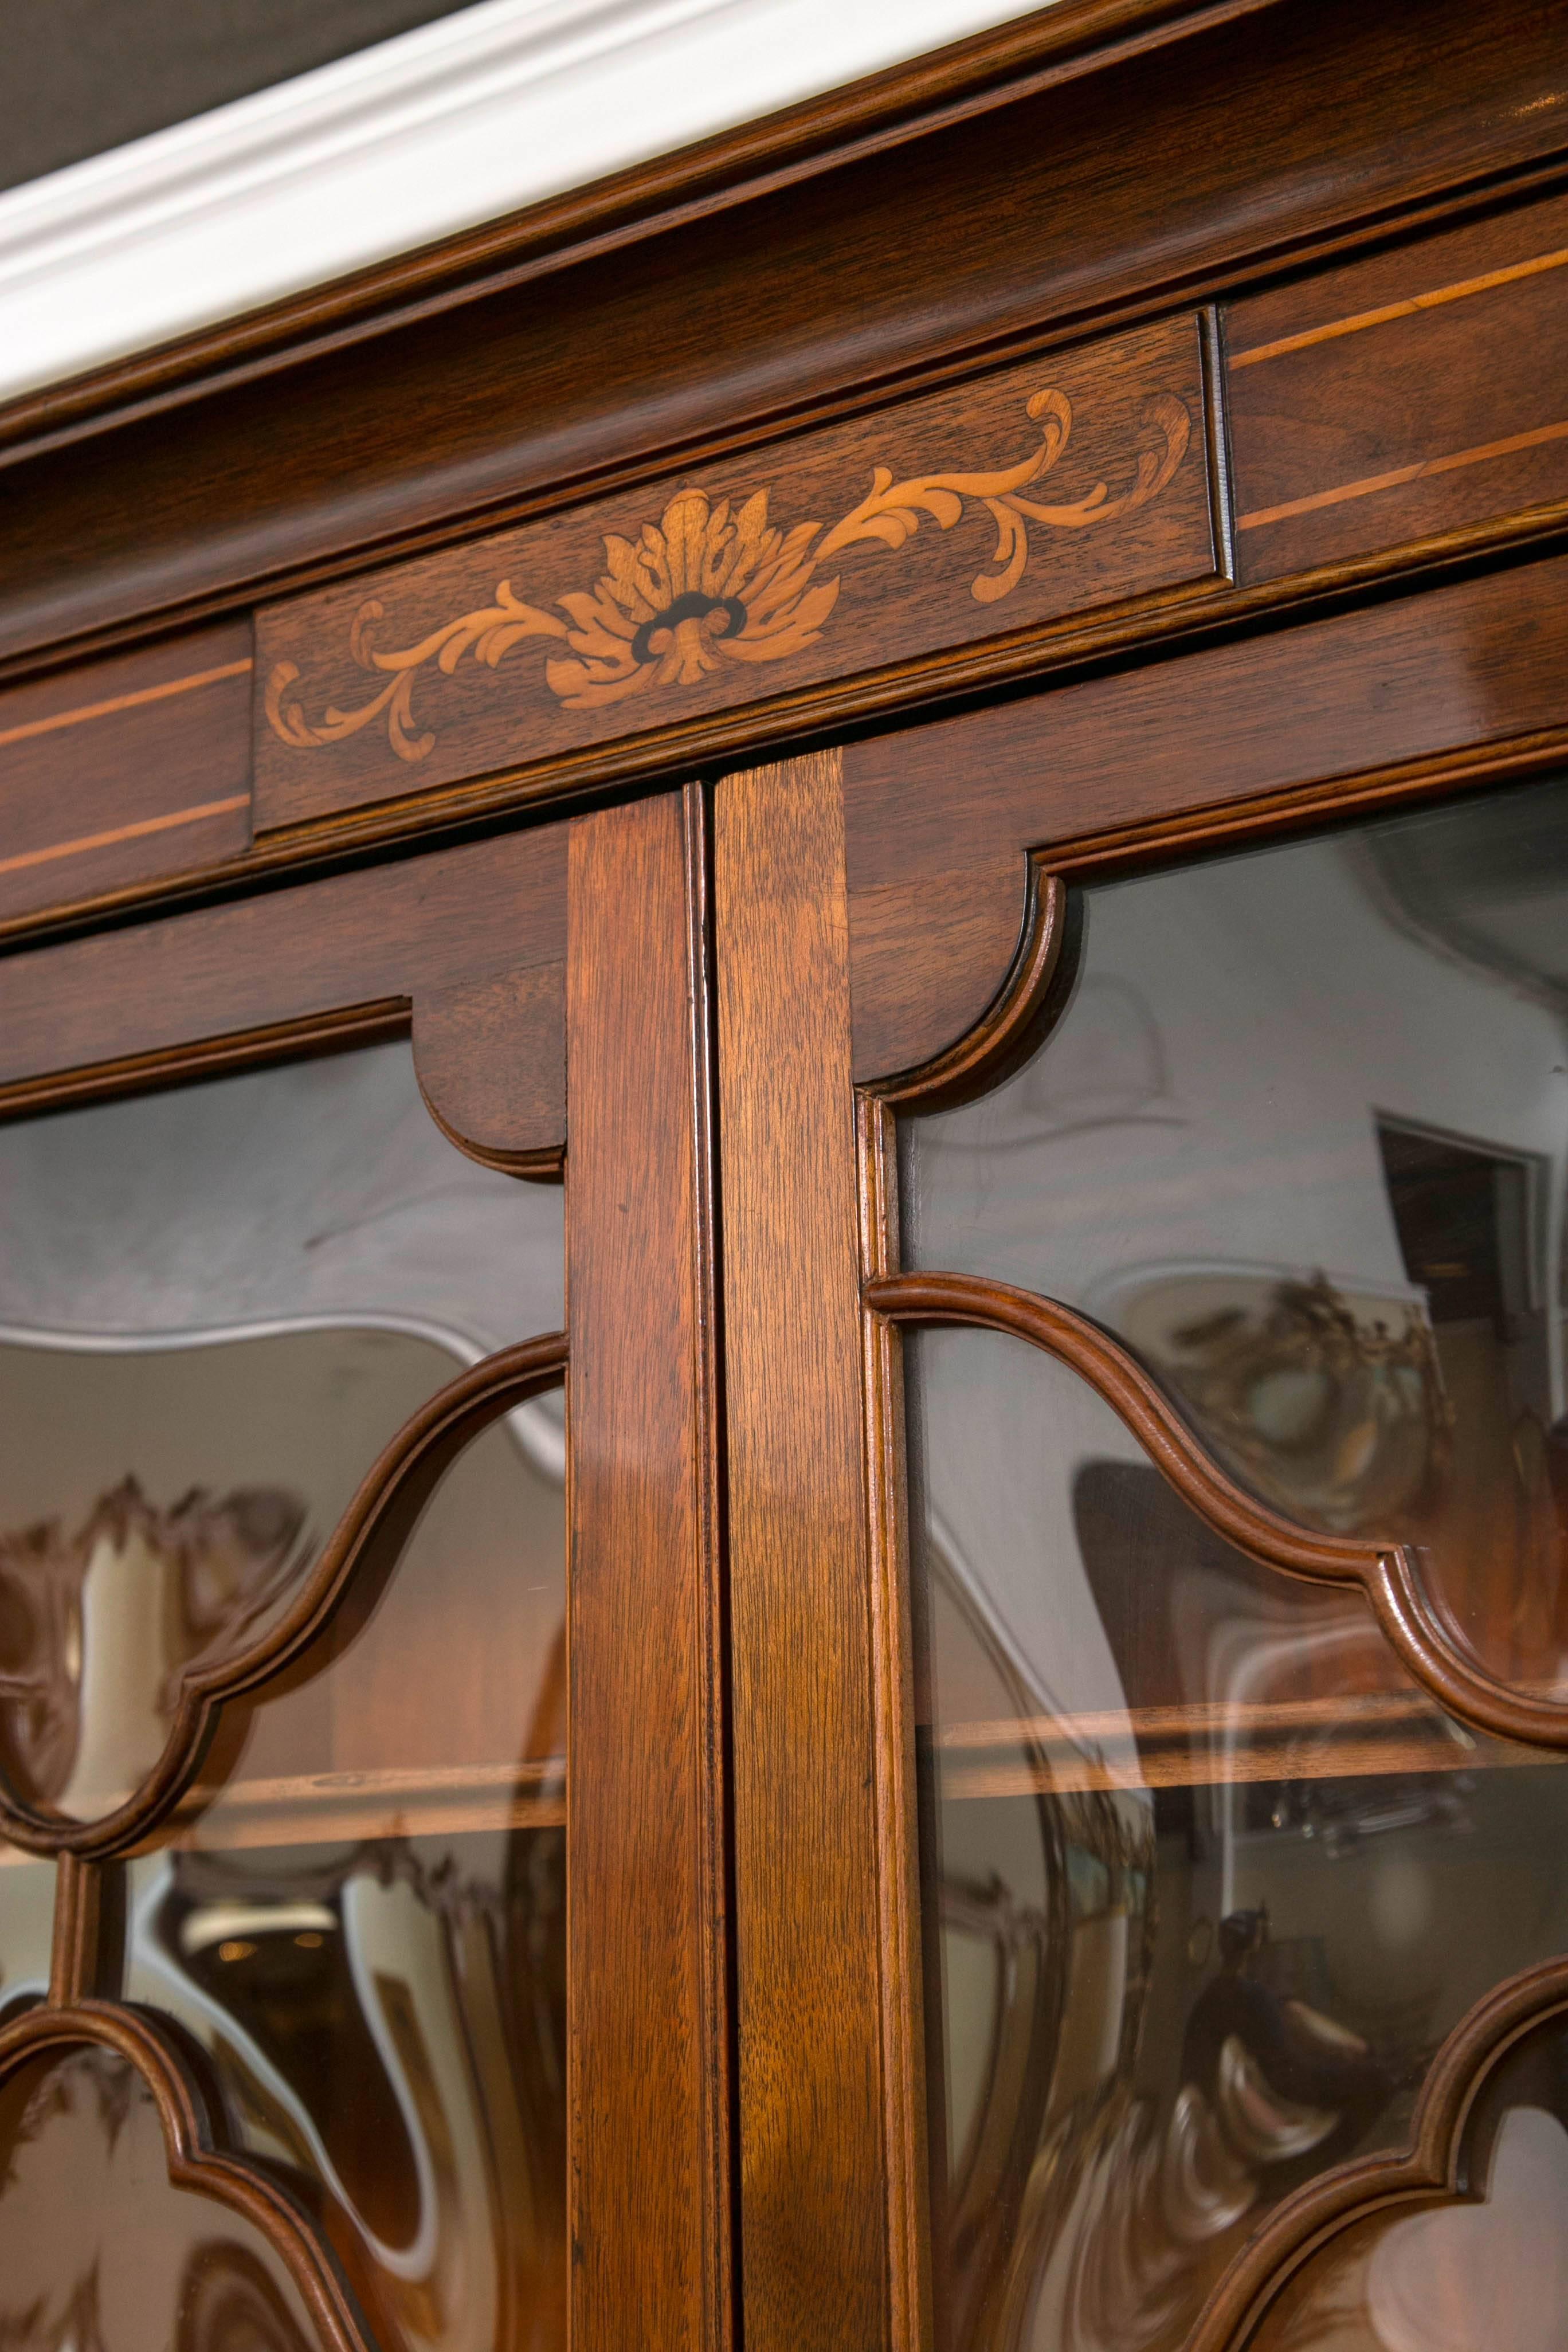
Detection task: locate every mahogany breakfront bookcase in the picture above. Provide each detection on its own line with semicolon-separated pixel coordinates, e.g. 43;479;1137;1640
6;2;1568;2347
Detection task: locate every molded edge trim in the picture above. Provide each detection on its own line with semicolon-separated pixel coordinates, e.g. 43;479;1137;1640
0;0;1053;406
0;0;1284;460
861;867;1075;1108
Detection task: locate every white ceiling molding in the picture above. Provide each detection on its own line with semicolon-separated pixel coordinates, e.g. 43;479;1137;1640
0;0;1046;407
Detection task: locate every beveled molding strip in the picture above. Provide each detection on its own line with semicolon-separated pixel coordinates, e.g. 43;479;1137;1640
866;1271;1568;1753
0;0;1063;409
0;0;1280;460
0;1330;567;1857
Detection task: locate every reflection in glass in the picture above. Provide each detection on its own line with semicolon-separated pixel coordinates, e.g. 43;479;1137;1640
0;1041;564;1821
0;2046;317;2349
123;1388;569;2352
905;774;1568;1692
1254;2016;1568;2351
0;1845;54;2024
910;1329;1568;2352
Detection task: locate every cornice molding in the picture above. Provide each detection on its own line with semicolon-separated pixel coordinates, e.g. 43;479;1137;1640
0;0;1046;406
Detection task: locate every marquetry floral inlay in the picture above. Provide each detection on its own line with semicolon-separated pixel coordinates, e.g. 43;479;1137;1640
266;387;1190;761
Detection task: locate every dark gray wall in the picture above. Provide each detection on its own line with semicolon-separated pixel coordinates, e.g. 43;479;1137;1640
2;0;479;193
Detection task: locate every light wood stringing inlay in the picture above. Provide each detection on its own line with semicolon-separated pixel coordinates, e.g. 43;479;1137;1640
1229;239;1568;368
1236;415;1568;531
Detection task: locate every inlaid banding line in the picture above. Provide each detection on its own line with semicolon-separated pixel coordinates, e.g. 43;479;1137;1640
1230;242;1568;369
0;657;253;751
1236;417;1568;532
0;794;250;880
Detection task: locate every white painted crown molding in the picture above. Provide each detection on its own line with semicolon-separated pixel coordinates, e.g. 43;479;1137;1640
0;0;1045;407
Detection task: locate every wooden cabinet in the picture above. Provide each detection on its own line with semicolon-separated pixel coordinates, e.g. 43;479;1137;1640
4;3;1568;2346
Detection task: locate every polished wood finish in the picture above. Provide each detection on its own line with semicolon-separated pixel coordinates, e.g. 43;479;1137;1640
0;2;1565;959
850;865;1071;1099
1229;186;1568;582
565;787;730;2352
841;551;1568;1088
9;0;1568;2338
714;750;903;2352
0;618;252;923
256;313;1215;828
1;0;1561;684
412;959;566;1173
0;822;567;1163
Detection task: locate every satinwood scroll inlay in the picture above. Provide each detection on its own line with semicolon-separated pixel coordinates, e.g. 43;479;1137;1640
266;390;1190;762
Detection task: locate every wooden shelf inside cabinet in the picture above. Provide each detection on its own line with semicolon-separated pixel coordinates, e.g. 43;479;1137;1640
931;1693;1564;1800
146;1756;567;1855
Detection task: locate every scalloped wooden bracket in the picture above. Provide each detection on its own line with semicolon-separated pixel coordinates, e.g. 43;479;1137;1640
1185;1954;1568;2350
0;825;568;1143
0;2000;373;2351
867;1269;1568;1752
854;863;1079;1108
0;1332;567;1857
412;958;566;1176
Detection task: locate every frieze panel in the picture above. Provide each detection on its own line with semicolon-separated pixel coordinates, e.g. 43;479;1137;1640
254;312;1221;830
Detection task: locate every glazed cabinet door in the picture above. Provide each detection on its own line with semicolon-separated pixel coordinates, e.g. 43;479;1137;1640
0;789;727;2352
714;550;1568;2352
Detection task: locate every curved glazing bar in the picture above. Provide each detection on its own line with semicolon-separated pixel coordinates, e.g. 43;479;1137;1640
119;1388;569;2352
1251;2012;1568;2351
905;1326;1568;2352
0;1040;564;1825
904;773;1568;1698
0;2044;325;2349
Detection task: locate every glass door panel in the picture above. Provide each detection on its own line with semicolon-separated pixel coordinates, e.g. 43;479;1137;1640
895;773;1568;2351
120;1400;567;2352
0;1039;563;1827
0;1843;55;2021
0;1036;567;2351
904;773;1568;1695
908;1327;1568;2352
1252;2014;1568;2351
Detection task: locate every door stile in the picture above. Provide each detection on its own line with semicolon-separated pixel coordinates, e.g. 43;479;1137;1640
714;748;928;2352
565;785;732;2352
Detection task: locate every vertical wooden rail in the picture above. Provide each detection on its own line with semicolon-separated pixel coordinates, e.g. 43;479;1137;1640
48;1854;107;2005
566;785;731;2352
714;748;908;2352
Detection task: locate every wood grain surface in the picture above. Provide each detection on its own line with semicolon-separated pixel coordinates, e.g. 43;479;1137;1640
1;0;1561;672
842;550;1568;1084
0;618;252;922
715;750;896;2352
254;314;1215;829
566;789;730;2352
1229;186;1568;580
0;820;568;1169
411;959;565;1171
